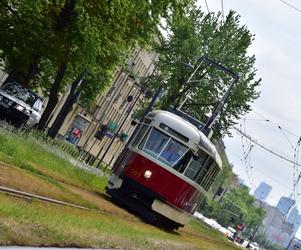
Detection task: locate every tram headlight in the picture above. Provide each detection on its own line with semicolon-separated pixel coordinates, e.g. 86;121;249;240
144;170;152;179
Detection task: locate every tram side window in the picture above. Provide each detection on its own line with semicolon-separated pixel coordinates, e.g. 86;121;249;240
173;151;193;173
184;151;208;181
131;119;151;147
201;164;220;191
195;157;214;187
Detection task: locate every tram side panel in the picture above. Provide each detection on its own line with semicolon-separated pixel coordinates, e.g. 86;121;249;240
122;152;203;214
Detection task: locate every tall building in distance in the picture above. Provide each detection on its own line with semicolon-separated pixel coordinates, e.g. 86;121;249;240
254;182;272;202
287;207;301;225
276;197;295;216
260;204;295;249
259;195;301;249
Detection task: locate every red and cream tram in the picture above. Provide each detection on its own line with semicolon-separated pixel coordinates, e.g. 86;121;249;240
106;110;222;229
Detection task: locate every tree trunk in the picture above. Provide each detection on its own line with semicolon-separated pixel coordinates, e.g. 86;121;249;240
47;68;85;138
37;63;67;130
25;55;41;87
4;69;25;85
47;91;79;138
55;0;77;32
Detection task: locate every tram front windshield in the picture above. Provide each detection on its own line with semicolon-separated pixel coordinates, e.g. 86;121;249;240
139;128;188;167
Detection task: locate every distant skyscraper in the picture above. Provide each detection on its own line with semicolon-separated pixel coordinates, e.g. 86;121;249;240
254;182;272;201
276;197;295;216
286;207;301;232
261;204;295;249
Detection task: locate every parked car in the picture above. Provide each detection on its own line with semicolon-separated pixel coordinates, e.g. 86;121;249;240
246;241;260;250
0;81;43;127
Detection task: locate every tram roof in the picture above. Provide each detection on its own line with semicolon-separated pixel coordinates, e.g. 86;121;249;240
146;110;222;168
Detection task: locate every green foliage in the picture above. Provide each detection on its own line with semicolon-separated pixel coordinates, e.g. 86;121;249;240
0;0;193;104
0;126;107;191
140;5;261;137
199;185;266;235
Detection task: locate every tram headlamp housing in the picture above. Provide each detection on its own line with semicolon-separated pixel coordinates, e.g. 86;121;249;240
144;170;152;179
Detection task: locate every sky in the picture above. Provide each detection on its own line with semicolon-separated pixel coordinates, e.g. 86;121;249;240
196;0;301;211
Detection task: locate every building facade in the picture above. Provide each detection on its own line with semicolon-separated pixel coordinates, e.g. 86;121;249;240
47;47;158;166
277;196;295;216
254;182;272;202
260;204;295;249
287;237;301;250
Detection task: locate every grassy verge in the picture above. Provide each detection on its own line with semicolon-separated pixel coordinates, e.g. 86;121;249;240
0;194;192;249
0;194;241;250
0;127;241;249
0;128;107;192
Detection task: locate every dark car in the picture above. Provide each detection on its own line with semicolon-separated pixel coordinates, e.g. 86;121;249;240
0;82;43;127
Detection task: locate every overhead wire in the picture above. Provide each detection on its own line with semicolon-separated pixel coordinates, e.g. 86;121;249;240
292;137;301;199
233;127;301;167
239;119;256;190
279;0;301;13
226;149;293;190
251;110;299;138
238;110;301;201
278;126;295;150
204;0;210;13
229;110;301;221
221;0;225;23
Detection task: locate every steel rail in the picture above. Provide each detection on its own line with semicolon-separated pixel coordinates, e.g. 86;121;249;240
0;185;110;215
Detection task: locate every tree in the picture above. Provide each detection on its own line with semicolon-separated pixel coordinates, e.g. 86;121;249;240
140;5;261;137
0;0;193;132
0;0;48;85
198;185;266;235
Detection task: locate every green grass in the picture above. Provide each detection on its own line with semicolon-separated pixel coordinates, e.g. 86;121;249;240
0;128;107;192
0;194;195;249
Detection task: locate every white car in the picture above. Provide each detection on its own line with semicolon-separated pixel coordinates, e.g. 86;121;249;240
0;82;43;127
247;242;260;250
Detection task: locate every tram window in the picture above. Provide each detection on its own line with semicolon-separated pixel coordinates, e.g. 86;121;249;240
139;128;169;158
202;164;220;191
183;151;209;181
139;128;188;167
173;151;193;173
196;158;214;187
158;139;188;166
131;119;151;147
184;160;201;180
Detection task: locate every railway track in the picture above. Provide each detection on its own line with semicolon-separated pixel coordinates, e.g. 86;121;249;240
0;184;204;236
0;185;111;216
